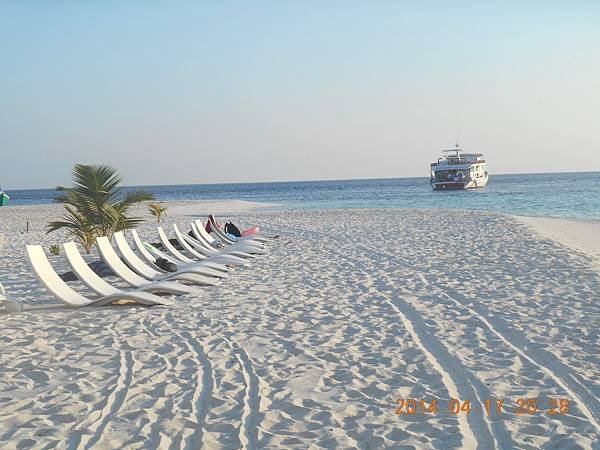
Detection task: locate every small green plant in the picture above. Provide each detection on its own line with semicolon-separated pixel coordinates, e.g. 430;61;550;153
148;202;168;223
49;244;61;256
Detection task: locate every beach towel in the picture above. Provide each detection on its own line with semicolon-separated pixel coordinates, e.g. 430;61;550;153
242;226;260;237
206;214;220;233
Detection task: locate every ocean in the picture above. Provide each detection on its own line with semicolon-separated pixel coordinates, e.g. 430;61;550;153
4;172;600;220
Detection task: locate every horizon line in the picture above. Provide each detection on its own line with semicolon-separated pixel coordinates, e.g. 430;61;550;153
5;169;600;192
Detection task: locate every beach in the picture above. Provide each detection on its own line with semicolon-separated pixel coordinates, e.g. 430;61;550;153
0;202;599;449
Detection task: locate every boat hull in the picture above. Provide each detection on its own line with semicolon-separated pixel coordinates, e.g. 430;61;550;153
431;181;467;190
431;175;488;190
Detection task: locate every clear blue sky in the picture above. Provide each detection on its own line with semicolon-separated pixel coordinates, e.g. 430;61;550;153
1;1;599;189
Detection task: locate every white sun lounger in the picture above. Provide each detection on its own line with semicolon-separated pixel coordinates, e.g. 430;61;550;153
95;237;194;295
156;227;234;272
210;221;265;246
113;231;220;287
183;225;254;261
0;282;24;312
195;220;267;254
131;229;228;279
193;219;218;246
130;229;181;268
172;224;249;266
189;222;256;259
198;218;268;248
210;216;270;244
68;240;193;296
26;245;171;307
144;239;228;279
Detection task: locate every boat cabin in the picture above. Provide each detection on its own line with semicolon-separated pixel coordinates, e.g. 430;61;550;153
429;147;489;190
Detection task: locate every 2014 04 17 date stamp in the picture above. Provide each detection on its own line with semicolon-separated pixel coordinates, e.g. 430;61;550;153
394;398;570;416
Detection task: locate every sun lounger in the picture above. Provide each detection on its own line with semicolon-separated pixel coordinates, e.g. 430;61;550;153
130;229;180;268
69;240;193;295
112;231;220;286
203;217;268;246
189;222;257;259
210;215;270;244
195;220;268;255
145;238;229;279
172;224;249;266
130;229;228;279
210;219;263;246
0;282;24;312
26;245;171;307
193;219;219;246
156;227;234;272
182;226;254;261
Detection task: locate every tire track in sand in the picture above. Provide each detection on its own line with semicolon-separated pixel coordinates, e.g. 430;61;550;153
423;276;600;433
79;325;134;450
371;276;496;449
224;339;261;449
357;240;600;435
180;330;215;449
285;226;496;448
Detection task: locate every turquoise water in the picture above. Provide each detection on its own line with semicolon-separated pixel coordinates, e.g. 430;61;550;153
5;172;600;219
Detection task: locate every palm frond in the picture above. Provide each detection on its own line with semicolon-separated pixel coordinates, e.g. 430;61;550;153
48;164;154;249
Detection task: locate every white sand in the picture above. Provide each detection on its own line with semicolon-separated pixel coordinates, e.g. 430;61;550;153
165;200;276;218
0;204;599;449
513;215;600;271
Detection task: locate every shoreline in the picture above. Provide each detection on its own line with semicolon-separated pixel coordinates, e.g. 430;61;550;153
512;215;600;265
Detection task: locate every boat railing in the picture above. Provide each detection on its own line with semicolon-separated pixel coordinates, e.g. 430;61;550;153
431;159;485;167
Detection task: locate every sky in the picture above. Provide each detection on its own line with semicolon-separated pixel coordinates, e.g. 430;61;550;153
1;1;599;189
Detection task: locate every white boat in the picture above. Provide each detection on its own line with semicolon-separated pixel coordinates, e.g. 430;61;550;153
430;143;488;190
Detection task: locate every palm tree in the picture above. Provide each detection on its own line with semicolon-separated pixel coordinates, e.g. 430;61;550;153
47;164;155;253
148;202;168;222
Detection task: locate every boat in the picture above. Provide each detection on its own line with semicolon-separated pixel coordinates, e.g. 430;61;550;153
430;143;488;190
0;188;9;206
